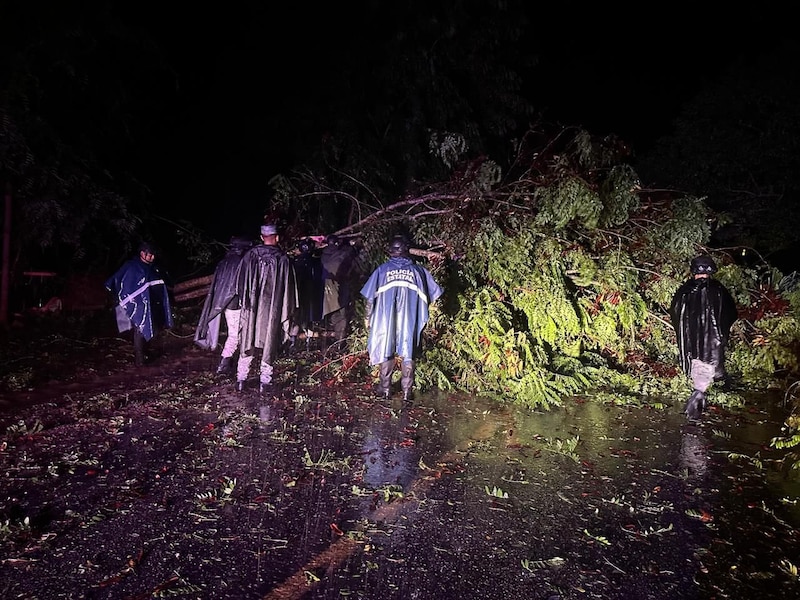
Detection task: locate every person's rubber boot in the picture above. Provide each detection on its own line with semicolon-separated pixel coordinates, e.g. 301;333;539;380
133;329;146;367
235;380;246;393
684;390;706;420
400;360;415;404
216;356;233;375
378;359;394;399
259;381;273;395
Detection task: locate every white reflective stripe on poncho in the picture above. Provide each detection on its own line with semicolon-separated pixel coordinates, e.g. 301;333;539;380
119;279;166;308
374;280;429;305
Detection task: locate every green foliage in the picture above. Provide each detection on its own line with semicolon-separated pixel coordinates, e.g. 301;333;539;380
640;273;680;312
771;433;800;451
535;176;602;230
172;219;218;268
598;165;640;227
645;196;711;260
425;186;800;410
428;211;665;408
284;126;800;414
715;264;757;309
729;315;800;386
779;279;800;313
414;348;453;393
769;382;800;472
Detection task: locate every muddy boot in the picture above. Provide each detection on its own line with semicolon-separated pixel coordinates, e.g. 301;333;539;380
377;359;394;399
216;356;234;375
235;380;246;393
684;390;706;420
259;381;273;394
400;360;415;403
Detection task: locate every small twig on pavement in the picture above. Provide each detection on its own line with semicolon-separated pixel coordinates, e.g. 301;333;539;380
604;556;626;574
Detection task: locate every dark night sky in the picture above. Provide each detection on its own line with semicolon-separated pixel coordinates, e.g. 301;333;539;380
527;7;791;149
138;5;792;234
12;2;796;243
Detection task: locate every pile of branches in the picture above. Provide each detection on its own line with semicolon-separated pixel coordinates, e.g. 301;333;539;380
269;127;800;411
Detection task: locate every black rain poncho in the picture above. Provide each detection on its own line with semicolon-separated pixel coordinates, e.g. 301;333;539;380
235;244;298;364
669;276;737;382
293;249;324;326
194;243;250;350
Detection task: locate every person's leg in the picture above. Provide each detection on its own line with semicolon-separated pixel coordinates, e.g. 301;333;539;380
258;358;274;394
287;321;300;352
685;390;706;420
686;359;714;419
400;360;415;402
133;327;146;366
328;308;348;343
221;309;240;358
236;354;254;391
304;324;314;350
713;347;732;390
378;359;394;399
217;309;240;374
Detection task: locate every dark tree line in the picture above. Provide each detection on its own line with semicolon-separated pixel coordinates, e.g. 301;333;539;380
2;0;799;280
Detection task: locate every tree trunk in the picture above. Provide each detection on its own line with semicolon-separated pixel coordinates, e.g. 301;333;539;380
0;183;12;326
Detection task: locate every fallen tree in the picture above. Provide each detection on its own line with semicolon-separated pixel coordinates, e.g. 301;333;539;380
267;127;800;412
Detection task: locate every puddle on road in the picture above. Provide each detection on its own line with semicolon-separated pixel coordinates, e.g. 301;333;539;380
2;375;799;600
243;388;800;600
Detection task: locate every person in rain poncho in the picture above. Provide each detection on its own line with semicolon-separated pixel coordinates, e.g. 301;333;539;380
669;254;738;419
360;235;443;403
194;235;253;375
320;234;359;346
234;224;298;394
287;237;324;352
105;241;173;366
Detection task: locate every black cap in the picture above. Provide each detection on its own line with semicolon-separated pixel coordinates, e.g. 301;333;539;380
297;238;315;253
690;255;717;275
138;241;157;254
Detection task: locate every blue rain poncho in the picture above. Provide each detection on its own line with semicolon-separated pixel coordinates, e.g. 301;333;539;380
105;257;173;341
360;256;443;365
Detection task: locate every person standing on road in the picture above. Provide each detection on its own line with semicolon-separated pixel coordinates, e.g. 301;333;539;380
234;224;297;394
287;237;324;352
320;234;359;348
360;235;443;403
194;235;253;376
105;241;173;367
669;254;738;419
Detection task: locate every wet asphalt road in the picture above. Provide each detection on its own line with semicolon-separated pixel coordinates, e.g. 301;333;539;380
1;342;799;599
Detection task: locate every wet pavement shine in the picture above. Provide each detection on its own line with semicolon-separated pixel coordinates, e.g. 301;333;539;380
1;349;799;599
264;390;800;600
